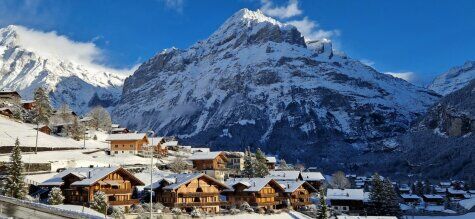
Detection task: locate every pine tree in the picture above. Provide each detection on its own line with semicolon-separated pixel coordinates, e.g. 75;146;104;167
33;87;53;125
5;138;26;199
381;178;402;217
47;187;65;205
90;191;108;214
368;173;384;215
318;188;328;219
254;148;269;177
69;117;83;141
242;150;255;178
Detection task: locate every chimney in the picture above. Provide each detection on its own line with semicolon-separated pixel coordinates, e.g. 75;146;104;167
88;170;91;179
287;184;290;189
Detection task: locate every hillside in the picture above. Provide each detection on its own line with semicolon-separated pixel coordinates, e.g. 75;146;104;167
429;61;475;95
113;9;439;167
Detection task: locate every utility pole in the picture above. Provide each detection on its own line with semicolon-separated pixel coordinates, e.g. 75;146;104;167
148;130;155;219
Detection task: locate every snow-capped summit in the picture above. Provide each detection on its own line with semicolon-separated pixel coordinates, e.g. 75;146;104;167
114;8;440;166
428;60;475;95
0;25;126;114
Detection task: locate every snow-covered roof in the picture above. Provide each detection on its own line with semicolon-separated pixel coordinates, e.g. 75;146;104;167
105;133;146;141
277;180;316;193
448;188;467;195
188;151;224;161
111;124;120;128
147;173;230;191
401;194;421;199
327;189;365;201
423;194;443;199
265;156;276;163
225;177;284;192
111;127;128;132
268;170;301;181
40;166;121;186
163;140;178;147
337;216;397;219
301;172;325;181
0;107;12;111
191;148;210;153
20;99;35;104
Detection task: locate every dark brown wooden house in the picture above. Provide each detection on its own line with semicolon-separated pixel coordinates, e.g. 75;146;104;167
39;166;144;210
21;100;36;110
0;90;21;103
188;151;227;171
277;180;317;209
327;189;365;215
37;125;52;135
224;178;286;210
149;173;230;213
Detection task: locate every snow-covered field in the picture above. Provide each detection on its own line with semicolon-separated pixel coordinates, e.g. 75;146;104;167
213;211;311;219
0;116;108;149
413;212;475;219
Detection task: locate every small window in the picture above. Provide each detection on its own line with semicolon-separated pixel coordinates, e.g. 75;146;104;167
130;145;133;148
114;151;118;154
115;145;118;148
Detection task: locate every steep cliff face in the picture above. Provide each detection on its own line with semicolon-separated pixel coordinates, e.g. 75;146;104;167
114;9;439;165
0;25;125;114
429;61;475;95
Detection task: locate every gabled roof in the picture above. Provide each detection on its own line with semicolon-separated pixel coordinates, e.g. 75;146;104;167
21;100;35;104
105;133;147;141
277;180;317;193
447;188;467;195
225;177;285;192
401;194;421;199
149;173;230;191
188;151;226;161
327;189;365;201
147;137;165;146
163;140;179;147
268;170;302;181
265;156;276;163
0;90;20;95
0;107;12;112
111;127;129;132
39;167;144;187
301;172;325;181
423;194;443;199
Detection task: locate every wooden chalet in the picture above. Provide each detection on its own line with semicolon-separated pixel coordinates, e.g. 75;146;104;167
21;100;36;110
148;173;230;213
37;125;52;135
0;107;13;117
400;194;421;205
447;188;468;200
39;167;144;209
148;137;168;156
110;127;129;134
0;90;21;103
224;178;286;210
422;194;444;205
277;180;317;209
188;151;227;181
105;133;149;155
265;156;276;170
327;189;365;215
268;170;325;190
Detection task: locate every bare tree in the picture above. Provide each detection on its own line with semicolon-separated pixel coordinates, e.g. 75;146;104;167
168;157;190;173
330;171;351;189
88;106;112;131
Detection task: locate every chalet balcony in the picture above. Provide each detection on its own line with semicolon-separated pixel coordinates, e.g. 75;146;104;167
257;193;277;198
253;201;279;206
178;192;220;197
174;201;227;207
109;199;139;205
100;188;133;194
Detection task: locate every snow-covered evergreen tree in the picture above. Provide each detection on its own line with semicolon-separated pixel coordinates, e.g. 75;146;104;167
47;187;65;205
5;138;26;199
242;150;255;178
368;173;384;215
33;87;53;125
318;188;328;219
69;117;83;141
279;159;291;170
90;191;108;214
111;206;125;219
254;148;269;177
381;178;402;217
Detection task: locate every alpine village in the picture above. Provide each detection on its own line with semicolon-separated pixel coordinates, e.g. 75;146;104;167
0;3;474;219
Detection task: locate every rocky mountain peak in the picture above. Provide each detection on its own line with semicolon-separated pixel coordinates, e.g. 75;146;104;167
429;60;475;95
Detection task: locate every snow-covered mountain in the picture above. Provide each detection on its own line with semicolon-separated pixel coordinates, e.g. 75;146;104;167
0;25;125;114
114;9;439;164
428;61;475;95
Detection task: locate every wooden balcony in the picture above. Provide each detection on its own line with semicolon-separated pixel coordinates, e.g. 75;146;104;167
253;201;279;206
174;201;227;207
109;199;139;205
257;193;277;198
100;188;132;194
178;192;220;197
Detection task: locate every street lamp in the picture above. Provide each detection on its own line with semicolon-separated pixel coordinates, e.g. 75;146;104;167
148;130;155;219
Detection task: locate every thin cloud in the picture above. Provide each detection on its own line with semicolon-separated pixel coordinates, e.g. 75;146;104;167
158;0;185;13
260;0;302;19
11;25;135;75
287;17;340;41
385;72;416;83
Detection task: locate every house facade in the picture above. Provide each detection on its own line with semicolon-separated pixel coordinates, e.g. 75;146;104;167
277;181;317;209
224;178;285;210
150;173;229;213
106;133;149;155
327;189;365;215
188;152;227;181
39;167;144;209
0;90;21;104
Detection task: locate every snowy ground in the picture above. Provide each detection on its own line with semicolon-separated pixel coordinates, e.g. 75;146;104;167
0;116;108;149
53;204;105;218
413;212;475;219
0;148;175;172
213;211;311;219
459;197;475;210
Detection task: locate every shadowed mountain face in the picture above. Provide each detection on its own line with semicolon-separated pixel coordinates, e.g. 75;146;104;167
114;9;439;168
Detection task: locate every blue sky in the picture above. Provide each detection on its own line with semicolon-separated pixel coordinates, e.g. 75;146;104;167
0;0;474;85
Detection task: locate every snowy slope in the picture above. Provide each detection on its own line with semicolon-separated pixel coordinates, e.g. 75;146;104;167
0;25;125;114
0;116;108;148
428;61;475;95
114;9;439;164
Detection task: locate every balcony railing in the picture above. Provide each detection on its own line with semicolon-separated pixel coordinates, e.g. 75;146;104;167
178;192;220;197
174;201;227;207
100;188;132;194
109;199;139;205
257;193;277;198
